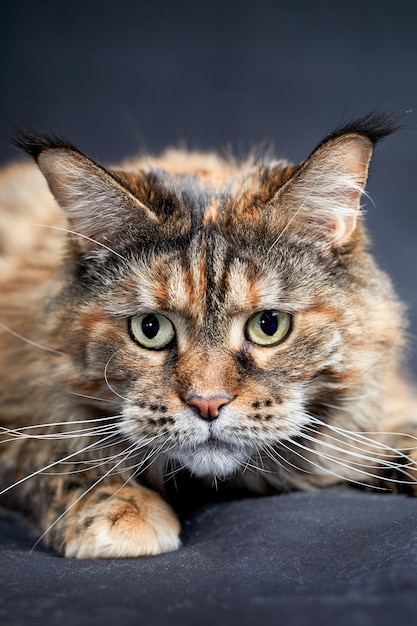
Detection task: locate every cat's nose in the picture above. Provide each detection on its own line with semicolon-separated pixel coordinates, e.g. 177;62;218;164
184;393;233;421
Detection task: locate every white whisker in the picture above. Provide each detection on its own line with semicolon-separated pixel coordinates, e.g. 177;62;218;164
262;442;315;477
299;430;409;473
0;433;118;496
46;224;127;261
278;438;391;491
285;433;417;487
308;414;417;453
1;414;120;433
0;213;128;262
104;351;129;402
0;424;119;442
302;424;399;461
29;376;121;405
0;321;64;355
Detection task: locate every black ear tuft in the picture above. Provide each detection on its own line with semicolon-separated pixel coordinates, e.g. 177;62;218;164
323;112;400;146
12;128;79;160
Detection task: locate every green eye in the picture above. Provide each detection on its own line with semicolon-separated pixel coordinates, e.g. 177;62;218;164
245;310;292;347
129;314;175;350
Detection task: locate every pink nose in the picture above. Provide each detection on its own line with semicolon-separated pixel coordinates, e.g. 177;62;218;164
184;394;233;421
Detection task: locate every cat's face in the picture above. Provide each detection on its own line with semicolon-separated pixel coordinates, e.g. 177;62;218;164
56;230;337;479
27;124;399;480
75;229;336;479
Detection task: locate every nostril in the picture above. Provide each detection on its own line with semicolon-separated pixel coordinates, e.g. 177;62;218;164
184;393;233;421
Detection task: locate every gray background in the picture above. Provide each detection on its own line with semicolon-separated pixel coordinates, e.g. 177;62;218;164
1;2;417;625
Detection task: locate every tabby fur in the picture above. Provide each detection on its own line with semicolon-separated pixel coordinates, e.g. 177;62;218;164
0;114;416;558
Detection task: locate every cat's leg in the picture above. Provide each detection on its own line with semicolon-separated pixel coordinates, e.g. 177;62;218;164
0;430;181;558
44;480;181;559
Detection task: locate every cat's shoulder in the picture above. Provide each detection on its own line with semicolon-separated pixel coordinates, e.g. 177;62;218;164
0;159;51;202
0;160;64;260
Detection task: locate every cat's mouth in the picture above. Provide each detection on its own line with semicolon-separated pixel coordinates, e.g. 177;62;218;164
170;437;252;479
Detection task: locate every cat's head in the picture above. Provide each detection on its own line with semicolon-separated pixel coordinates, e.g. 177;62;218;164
16;114;402;481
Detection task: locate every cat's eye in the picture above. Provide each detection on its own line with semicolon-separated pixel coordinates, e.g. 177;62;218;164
129;314;175;350
245;310;292;347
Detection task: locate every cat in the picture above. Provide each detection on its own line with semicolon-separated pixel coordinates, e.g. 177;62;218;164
0;113;416;559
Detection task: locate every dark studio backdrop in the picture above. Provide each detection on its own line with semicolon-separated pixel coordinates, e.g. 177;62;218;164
1;2;417;625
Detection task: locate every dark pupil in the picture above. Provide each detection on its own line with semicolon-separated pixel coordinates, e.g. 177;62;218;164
259;311;278;336
142;314;160;340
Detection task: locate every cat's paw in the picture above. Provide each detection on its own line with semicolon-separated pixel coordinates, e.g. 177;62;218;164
61;484;181;559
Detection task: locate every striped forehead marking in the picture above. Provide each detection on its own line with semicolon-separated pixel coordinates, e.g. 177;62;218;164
202;198;221;227
223;258;255;310
164;251;283;316
132;239;286;322
167;261;190;310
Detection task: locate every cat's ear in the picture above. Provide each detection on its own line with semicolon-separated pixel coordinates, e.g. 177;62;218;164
14;132;158;253
273;115;397;246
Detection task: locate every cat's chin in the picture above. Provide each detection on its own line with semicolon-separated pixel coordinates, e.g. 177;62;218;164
172;442;250;479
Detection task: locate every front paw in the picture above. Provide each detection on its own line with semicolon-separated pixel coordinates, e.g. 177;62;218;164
60;484;181;559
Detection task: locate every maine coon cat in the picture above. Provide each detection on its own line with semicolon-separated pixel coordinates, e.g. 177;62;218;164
0;113;416;559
